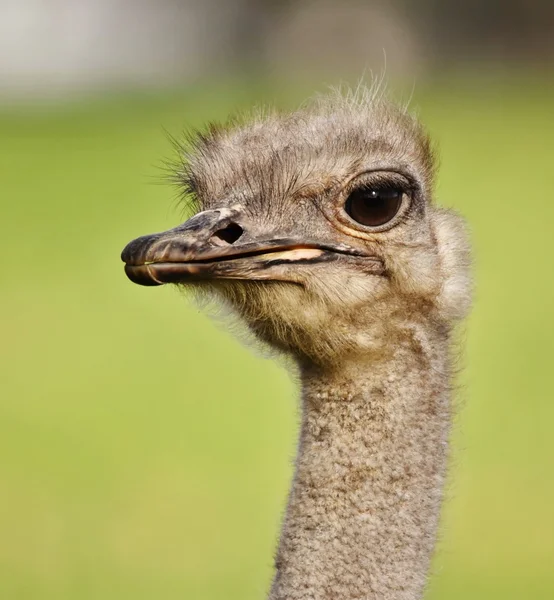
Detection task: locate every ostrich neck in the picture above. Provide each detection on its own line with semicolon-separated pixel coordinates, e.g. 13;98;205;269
269;324;452;600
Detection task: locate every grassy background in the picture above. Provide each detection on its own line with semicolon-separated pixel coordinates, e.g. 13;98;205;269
1;79;553;599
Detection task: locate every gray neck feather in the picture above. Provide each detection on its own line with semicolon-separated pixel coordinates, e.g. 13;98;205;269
269;325;451;600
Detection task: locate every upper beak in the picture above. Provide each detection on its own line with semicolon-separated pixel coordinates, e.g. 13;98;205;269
121;208;383;287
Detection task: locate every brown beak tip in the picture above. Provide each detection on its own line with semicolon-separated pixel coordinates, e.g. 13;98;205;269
124;264;163;287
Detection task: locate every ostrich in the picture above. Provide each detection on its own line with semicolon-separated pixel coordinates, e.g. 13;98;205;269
121;86;472;600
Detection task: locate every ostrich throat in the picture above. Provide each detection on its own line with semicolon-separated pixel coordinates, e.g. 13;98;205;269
270;323;450;600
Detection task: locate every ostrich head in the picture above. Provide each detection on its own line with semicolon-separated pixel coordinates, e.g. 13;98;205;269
122;89;471;365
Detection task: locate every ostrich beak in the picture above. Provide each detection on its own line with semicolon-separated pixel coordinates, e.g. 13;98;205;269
121;208;383;287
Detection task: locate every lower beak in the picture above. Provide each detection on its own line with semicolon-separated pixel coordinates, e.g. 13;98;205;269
121;209;383;287
123;242;328;287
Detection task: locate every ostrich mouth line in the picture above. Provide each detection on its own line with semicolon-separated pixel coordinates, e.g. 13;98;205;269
122;242;385;287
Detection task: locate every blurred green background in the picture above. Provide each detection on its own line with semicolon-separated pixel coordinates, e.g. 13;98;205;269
1;1;554;598
1;79;553;600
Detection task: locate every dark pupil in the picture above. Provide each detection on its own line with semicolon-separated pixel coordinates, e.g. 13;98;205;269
345;187;402;227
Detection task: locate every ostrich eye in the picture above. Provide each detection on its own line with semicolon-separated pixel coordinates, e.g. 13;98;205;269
344;186;403;227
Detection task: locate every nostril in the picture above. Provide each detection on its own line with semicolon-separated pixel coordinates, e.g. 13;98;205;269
211;223;244;245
